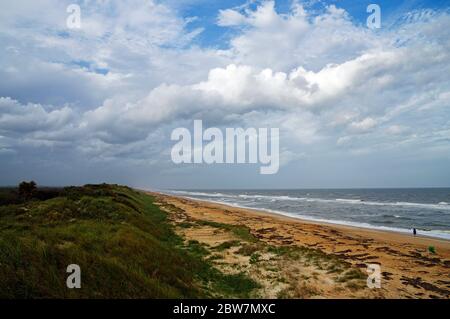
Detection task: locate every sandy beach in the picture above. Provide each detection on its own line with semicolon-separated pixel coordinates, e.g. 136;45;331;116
151;191;450;299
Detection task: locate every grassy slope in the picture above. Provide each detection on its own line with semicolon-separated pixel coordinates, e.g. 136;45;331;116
0;184;257;298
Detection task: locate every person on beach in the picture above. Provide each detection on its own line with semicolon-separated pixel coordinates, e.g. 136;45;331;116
413;228;417;236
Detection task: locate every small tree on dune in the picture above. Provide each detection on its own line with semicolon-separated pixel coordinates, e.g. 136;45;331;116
18;181;37;199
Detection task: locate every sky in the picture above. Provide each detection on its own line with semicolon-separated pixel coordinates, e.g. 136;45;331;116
0;0;449;189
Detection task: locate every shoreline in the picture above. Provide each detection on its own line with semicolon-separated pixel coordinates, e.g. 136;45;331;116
160;191;450;244
151;191;450;298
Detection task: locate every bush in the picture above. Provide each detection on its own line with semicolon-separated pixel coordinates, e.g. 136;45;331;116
0;184;260;298
18;181;37;199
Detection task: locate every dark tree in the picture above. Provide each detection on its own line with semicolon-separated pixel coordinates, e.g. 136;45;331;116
18;181;37;199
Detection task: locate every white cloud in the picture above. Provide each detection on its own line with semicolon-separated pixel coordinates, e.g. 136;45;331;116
217;9;247;26
0;0;226;107
218;1;388;72
349;117;378;132
386;125;408;135
0;97;75;133
1;1;450;186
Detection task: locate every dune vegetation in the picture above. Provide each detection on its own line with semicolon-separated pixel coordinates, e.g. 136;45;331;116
0;184;258;298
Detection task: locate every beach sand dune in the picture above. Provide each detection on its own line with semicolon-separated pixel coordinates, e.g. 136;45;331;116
151;192;450;299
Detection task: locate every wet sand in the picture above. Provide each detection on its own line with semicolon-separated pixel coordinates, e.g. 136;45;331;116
151;192;450;298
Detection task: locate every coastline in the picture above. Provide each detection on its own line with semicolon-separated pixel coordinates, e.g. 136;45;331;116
151;191;450;298
167;191;450;241
163;192;450;244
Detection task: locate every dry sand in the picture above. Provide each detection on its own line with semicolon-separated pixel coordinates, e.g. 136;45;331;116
150;192;450;299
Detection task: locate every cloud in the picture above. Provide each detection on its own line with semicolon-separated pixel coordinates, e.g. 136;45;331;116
0;0;225;106
0;97;75;134
1;0;450;187
349;117;378;133
217;9;247;26
217;1;389;72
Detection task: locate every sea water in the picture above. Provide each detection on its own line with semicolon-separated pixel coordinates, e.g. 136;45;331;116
165;188;450;240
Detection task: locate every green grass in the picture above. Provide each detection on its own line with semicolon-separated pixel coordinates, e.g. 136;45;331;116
196;220;257;243
237;244;262;256
186;240;210;257
0;184;258;298
266;245;292;256
213;240;241;251
336;269;366;283
249;253;261;264
211;272;260;297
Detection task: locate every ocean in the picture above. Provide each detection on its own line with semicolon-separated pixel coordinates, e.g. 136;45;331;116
165;188;450;240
